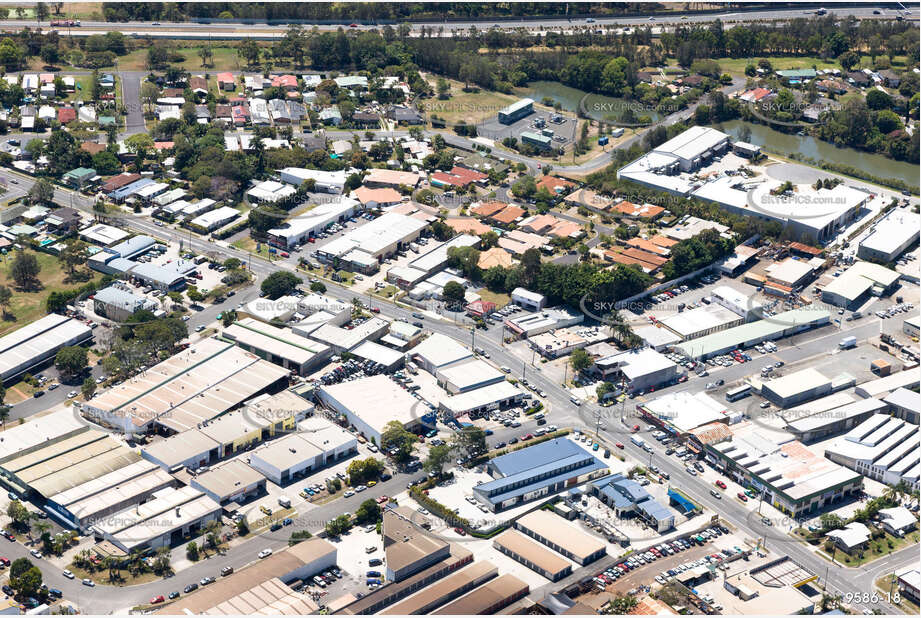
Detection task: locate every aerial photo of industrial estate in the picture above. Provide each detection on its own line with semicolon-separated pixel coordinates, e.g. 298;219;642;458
0;1;917;616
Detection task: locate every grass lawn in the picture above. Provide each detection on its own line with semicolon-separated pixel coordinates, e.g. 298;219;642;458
372;284;399;299
422;81;518;125
119;46;245;72
476;288;510;307
876;574;920;615
241;507;296;538
64;75;94;103
230;236;281;261
0;249;99;337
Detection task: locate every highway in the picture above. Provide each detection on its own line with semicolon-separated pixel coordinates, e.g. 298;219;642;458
1;5;916;39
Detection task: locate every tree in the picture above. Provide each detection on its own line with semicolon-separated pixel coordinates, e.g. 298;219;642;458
453;426;486;458
346;457;383;484
261;271;302;299
0;285;11;318
54;346;88;379
288;530;312;545
325;514;351;537
310;281;326;293
596;381;617;402
124;133;154;156
837;50;859;71
59;239;89;275
424;444;452;475
570;348;593;372
355;499;381;524
866;89;892;111
442;280;465;305
27;178;54;205
9;558;41;597
6;500;30;531
81;376;97;399
10;251;40;290
186;541;199;561
39;44;59;66
35;2;49;23
380;420;417;462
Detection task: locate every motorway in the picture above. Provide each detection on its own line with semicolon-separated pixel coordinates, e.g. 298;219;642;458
1;6;917;39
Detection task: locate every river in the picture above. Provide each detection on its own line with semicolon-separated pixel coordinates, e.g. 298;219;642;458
519;80;662;123
715;119;919;187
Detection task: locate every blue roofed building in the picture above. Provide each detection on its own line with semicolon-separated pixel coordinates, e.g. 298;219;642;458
109;177;154;202
473;439;608;513
590;473;676;532
107;235;156;261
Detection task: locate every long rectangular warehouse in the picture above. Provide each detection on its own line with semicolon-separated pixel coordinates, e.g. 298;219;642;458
514;509;607;565
381;561;498;615
222;317;332;375
432;573;529;615
675;308;830;360
493;529;572;581
80;338;290;434
0;313;93;382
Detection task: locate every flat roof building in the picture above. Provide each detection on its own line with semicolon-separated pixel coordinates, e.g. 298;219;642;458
515;509;607;565
278;167;347;193
511;288;546;311
307;317;389;353
473;439;608;513
493;530;572;582
785;397;888;443
266;197;359;249
432;574;529;615
761;367;837;408
858;209;920;263
855;369;920;399
708;423;863;516
825;413;919;490
590;472;676;533
675;307;831;360
885;387;921;424
248;424;357;485
316;212;426;263
349;340;404;372
437;359;505;394
410;333;473;374
498;98;534;124
822;261;901;309
382;561;499;615
660;305;744;341
592;348;683;394
190;459;266;504
639;390;728;435
222;317;332;375
0;314;93;383
81;338;290;434
382;508;451;582
504;307;584;338
318;374;427;443
440;381;525;418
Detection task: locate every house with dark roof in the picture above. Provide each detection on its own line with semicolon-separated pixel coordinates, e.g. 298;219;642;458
879;69;901;88
189;76;208;96
388;105;423;125
352;111;380;127
847;71;870;87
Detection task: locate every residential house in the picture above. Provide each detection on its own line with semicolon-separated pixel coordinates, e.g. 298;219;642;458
57;107;77;125
319;107;342;126
189;76;209;98
352;111;379;127
878;507;917;537
269;99;291;124
847;71;871;87
879;69;901;88
271;75;298;91
214;104;232;126
194;105;211;124
388;105;423;125
536;175;576;195
217;72;236;91
827;522;870;553
816;79;847;95
430;167;487;189
63;167;97;188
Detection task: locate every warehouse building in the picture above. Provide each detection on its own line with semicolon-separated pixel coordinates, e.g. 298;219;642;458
855;369;920;399
316;212;427;266
142;429;219;472
156;538;335;615
821;261;901;309
511;288;546;311
707;424;864;516
761;367;844;408
248;423;357;485
125;262;188;291
504;307;584;338
279;167;347;193
266;197;359;249
407;234;480;277
885;388;921;424
858;210;920;263
514;509;607;565
307;317;389;354
473;439;608;513
675;307;831;360
188;206;240;232
785;397;888;443
382;561;499;615
222;317;332;375
93;486;222;552
492;529;572;581
903;315;920;339
498;98;534;124
0;313;93;382
409;333;473;374
825;413;919;490
190;459;266;505
710;285;762;321
432;574;529;615
660;305;744;341
439;381;525;418
437;359;506;394
349;340;404;372
764;258;817;290
318;374;429;443
592;348;683;393
81;338;290;434
617;126;730;187
92;285;158;322
381;508;452;582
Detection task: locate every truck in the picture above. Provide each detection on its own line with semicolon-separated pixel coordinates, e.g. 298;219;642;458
631;436;645;448
51;19;80;26
839;336;857;350
277;495;291;509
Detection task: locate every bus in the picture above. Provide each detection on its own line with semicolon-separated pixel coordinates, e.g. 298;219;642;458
726;385;752;402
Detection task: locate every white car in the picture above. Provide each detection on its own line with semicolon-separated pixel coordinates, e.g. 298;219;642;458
30;549;42;559
62;569;75;579
82;578;95;587
258;548;273;559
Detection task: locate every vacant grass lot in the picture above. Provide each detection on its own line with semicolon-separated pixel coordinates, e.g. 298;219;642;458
120;46;246;72
0;249;99;337
422;81;518;126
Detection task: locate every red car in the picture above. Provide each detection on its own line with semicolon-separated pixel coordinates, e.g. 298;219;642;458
715;480;727;489
417;435;425;443
150;596;165;605
280;252;289;258
615;442;624;449
737;492;748;502
0;557;9;567
370;307;380;313
349;22;358;27
522;433;533;440
453;527;466;536
307;237;315;243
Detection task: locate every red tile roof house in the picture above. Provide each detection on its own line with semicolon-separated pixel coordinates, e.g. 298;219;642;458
57;107;76;124
232;105;250;127
491;205;526;226
536;175;576;195
470;201;509;218
217;72;236;91
80;141;106;155
430;166;488;189
272;75;298;91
